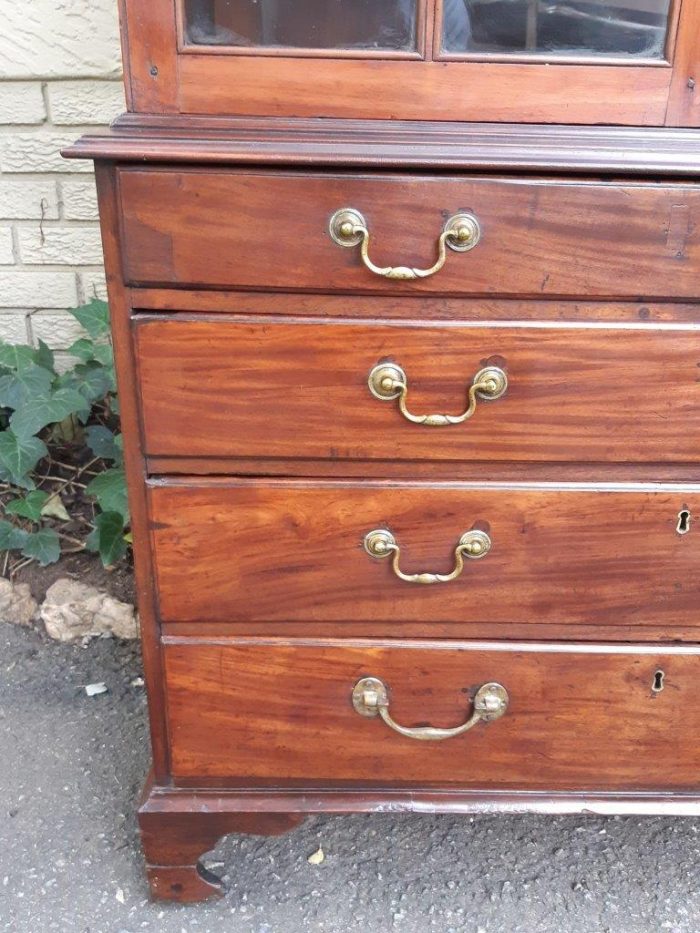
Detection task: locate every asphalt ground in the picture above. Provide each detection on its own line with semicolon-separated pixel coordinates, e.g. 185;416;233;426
1;621;699;933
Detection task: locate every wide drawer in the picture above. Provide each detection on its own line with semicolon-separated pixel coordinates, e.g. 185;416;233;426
149;481;699;628
119;170;700;297
136;318;700;463
164;639;700;789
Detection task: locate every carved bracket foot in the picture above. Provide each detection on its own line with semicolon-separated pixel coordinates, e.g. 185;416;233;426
139;777;305;902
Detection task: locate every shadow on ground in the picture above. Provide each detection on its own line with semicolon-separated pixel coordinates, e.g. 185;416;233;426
1;622;698;933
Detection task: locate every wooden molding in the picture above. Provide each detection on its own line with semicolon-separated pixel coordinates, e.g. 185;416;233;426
64;115;700;175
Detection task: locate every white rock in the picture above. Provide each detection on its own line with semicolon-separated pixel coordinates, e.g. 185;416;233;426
40;578;138;642
85;682;108;697
0;578;39;627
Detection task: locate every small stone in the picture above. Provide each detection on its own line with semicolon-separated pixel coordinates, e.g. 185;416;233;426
40;579;138;642
85;682;108;697
307;846;325;865
0;579;38;627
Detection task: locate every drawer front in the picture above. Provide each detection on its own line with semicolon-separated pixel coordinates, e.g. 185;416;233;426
136;319;700;464
120;170;700;297
149;481;699;628
164;640;700;788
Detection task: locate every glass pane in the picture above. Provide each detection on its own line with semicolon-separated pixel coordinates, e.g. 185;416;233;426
442;0;672;58
184;0;418;51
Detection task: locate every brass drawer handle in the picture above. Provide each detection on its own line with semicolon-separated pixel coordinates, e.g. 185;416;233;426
329;208;480;281
364;528;491;585
368;362;507;426
352;677;509;741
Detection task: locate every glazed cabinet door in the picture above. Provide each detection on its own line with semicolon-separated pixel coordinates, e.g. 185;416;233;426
183;0;420;52
121;0;699;124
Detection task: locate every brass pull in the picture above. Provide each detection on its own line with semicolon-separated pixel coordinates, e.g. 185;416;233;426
364;528;491;585
352;677;509;741
368;362;507;427
329;208;480;281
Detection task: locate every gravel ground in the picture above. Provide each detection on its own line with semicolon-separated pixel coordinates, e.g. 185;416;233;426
2;621;700;933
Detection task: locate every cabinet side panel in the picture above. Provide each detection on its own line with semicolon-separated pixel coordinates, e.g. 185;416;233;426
94;163;170;780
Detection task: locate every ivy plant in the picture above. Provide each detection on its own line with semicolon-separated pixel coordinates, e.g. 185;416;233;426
0;299;129;567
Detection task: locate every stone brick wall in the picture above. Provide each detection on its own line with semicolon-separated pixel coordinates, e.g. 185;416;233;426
0;0;125;362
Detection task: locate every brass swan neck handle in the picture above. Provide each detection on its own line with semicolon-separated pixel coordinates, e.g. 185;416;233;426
352;677;509;741
364;528;491;585
329;208;481;281
368;362;507;426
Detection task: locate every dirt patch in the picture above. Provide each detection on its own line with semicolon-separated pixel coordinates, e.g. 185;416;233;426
12;549;135;605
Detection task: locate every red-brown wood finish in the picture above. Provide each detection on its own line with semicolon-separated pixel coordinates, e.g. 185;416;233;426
666;0;700;126
119;169;700;298
139;776;700;904
130;290;700;322
135;317;700;463
69;0;700;901
139;771;304;901
148;480;700;630
93;164;170;782
63;117;700;176
115;0;700;125
163;639;700;788
176;55;672;124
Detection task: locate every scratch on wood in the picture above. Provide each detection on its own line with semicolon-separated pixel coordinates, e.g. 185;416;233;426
666;204;692;259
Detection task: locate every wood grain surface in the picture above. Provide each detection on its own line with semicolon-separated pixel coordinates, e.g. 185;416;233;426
64;117;700;174
135;317;700;463
119;170;700;297
148;480;700;628
163;638;700;787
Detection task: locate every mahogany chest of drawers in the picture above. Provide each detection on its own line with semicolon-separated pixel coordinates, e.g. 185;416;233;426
67;0;700;903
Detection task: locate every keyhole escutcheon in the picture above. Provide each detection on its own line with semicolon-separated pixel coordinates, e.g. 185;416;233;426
677;509;691;535
652;670;665;694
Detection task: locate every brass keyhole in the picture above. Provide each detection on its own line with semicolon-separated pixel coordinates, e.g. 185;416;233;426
652;670;665;694
676;509;691;535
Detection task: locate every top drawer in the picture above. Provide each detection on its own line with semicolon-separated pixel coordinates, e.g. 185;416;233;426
118;169;700;298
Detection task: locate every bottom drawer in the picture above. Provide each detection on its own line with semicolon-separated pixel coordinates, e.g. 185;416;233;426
164;640;700;790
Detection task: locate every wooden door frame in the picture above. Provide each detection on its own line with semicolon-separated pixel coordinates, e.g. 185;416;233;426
117;0;700;130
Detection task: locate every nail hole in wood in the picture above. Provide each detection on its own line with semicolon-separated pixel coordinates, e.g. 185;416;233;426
676;509;691;535
652;670;665;694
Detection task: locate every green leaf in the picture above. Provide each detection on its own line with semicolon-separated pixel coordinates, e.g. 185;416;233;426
69;299;110;339
67;338;95;363
0;520;29;551
106;364;117;393
34;340;56;372
66;336;112;369
86;511;127;567
0;341;39;371
86;425;123;463
0;363;53;410
86;467;128;522
0;430;47;488
10;388;88;440
91;340;114;367
57;362;112;406
4;490;49;522
21;528;60;566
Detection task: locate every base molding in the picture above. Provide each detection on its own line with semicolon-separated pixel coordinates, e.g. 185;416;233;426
139;774;700;901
